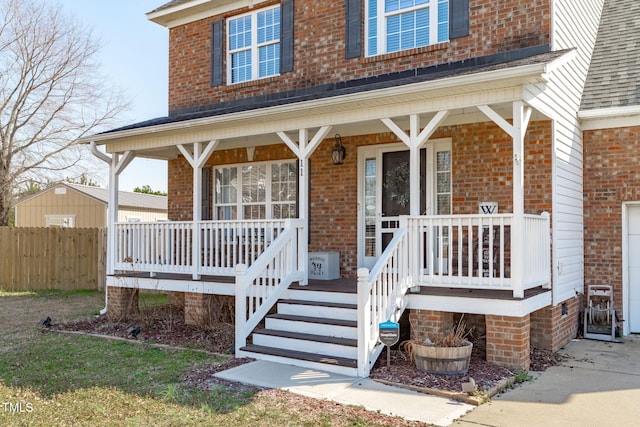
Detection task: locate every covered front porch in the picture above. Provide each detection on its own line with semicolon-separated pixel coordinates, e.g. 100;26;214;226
87;50;567;375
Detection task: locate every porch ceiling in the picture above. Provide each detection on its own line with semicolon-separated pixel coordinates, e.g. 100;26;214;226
82;50;571;160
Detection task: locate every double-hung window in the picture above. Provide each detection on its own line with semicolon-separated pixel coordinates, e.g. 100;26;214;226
227;6;281;84
214;161;297;220
367;0;449;56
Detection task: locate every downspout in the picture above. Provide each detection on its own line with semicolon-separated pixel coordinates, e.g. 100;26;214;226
90;141;112;315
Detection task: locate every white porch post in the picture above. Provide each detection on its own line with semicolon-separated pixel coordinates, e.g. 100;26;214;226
381;111;449;216
90;142;134;275
277;126;332;285
298;129;309;285
478;102;531;298
178;141;219;280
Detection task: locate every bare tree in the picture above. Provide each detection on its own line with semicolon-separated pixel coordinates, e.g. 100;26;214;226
0;0;127;225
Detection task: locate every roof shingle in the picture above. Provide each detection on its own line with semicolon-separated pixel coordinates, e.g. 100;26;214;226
581;0;640;110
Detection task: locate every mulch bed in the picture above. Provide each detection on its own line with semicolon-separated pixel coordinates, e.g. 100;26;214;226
53;304;568;397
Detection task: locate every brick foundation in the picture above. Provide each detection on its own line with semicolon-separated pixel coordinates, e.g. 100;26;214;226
409;310;454;341
167;291;185;307
530;296;581;351
486;314;530;371
107;286;139;320
184;292;236;326
184;292;214;326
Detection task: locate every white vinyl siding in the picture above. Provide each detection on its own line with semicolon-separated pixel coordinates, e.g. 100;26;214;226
525;0;604;304
367;0;448;56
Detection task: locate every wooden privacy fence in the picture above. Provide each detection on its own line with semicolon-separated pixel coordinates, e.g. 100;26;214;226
0;227;106;291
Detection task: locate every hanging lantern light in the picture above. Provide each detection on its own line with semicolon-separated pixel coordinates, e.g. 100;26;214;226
331;134;346;165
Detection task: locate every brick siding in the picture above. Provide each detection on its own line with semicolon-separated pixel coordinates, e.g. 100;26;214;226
584;126;640;321
168;120;553;278
168;0;551;112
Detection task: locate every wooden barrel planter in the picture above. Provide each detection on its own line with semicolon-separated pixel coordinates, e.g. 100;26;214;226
412;340;473;375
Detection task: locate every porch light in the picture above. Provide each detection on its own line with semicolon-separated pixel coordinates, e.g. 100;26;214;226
331;134;346;165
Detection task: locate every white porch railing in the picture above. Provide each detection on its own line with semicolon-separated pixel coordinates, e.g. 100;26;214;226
113;219;288;276
407;212;550;295
235;219;305;353
357;225;411;377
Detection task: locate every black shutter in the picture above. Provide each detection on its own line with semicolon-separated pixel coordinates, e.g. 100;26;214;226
345;0;362;59
280;0;294;73
449;0;469;39
201;167;212;220
210;20;223;86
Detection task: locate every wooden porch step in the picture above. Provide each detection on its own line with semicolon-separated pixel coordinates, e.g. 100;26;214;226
278;299;357;310
266;313;357;328
240;344;358;368
253;329;357;347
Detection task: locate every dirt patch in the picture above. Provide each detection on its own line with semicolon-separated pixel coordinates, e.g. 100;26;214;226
0;290;104;344
54;305;235;354
54;304;567;397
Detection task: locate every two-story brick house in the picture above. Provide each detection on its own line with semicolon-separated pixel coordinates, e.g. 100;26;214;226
83;0;607;376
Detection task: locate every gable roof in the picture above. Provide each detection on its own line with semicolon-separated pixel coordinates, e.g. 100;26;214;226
151;0;191;13
581;0;640;111
16;183;168;212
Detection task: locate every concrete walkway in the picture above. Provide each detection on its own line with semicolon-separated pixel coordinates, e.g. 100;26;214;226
216;337;640;426
455;336;640;426
215;360;474;426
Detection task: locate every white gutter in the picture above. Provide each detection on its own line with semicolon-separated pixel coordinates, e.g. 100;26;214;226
579;105;640;131
90;141;110;316
578;105;640;119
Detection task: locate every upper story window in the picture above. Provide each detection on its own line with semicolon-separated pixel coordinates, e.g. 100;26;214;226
227;6;281;84
367;0;449;56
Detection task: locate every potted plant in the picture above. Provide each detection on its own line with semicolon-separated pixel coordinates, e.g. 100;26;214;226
405;316;473;375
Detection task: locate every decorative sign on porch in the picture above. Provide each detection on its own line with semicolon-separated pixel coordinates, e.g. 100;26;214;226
479;202;498;277
308;252;340;280
479;201;498;215
379;321;400;368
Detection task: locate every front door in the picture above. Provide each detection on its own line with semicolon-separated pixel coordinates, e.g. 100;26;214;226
358;140;451;269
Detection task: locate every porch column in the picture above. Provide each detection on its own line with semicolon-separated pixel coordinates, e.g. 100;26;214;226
90;142;134;275
486;314;531;371
177;141;219;280
478;101;531;298
277;126;332;284
382;111;449;215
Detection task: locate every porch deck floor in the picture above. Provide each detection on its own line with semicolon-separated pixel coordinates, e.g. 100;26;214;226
111;272;358;292
111;272;547;301
415;285;550;301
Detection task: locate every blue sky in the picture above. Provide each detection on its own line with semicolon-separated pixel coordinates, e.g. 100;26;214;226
60;0;169;192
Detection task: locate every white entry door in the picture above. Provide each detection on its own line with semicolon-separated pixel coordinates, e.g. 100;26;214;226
628;205;640;332
357;140;451;269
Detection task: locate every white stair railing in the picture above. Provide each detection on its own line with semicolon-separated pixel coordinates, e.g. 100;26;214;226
357;220;411;377
235;219;305;354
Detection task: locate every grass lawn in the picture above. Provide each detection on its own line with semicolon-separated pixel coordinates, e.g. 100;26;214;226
0;289;424;427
